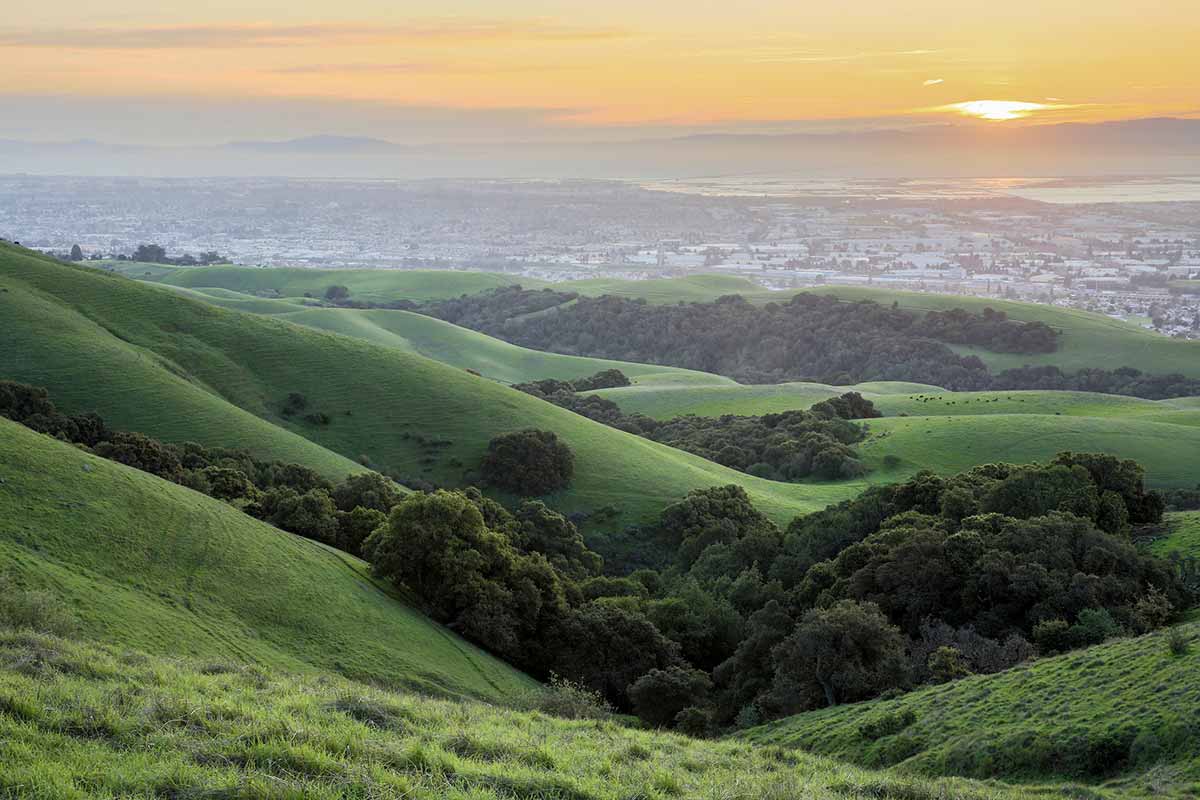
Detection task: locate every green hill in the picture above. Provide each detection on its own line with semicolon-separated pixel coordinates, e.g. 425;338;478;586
125;262;547;302
742;622;1200;797
1144;512;1200;561
116;264;1200;380
0;628;1047;800
0;419;532;700
274;307;731;386
0;245;854;532
591;381;1200;490
554;275;1200;381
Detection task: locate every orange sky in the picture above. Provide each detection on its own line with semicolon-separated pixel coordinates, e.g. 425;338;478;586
3;2;1199;141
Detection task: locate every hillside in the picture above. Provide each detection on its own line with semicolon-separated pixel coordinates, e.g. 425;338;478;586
742;621;1200;797
274;307;731;385
591;382;1200;489
557;275;1200;381
0;629;1046;800
0;419;532;700
114;261;548;302
0;245;854;532
114;264;1200;380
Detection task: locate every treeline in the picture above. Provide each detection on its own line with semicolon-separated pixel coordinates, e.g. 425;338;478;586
4;379;1189;739
0;381;400;556
365;453;1187;736
420;288;1200;399
515;371;878;481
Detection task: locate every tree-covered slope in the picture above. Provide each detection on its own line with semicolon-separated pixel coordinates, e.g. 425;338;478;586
0;244;853;530
0;420;533;700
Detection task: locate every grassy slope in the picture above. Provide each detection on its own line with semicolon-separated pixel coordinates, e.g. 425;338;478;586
558;275;1200;380
274;307;733;386
743;622;1200;798
0;630;1049;800
0;246;852;529
0;263;363;481
123;265;1200;379
593;381;1200;490
1144;512;1200;561
141;263;548;302
0;420;532;701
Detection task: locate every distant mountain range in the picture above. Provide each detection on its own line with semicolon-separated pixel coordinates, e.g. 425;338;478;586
2;117;1197;179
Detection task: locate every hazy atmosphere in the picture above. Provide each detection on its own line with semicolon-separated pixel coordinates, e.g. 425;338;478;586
3;3;1200;799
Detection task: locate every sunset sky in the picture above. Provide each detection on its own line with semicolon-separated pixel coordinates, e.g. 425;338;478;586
3;1;1199;144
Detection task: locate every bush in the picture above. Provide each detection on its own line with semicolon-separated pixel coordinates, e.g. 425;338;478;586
519;674;613;720
673;706;712;737
1069;608;1121;648
481;429;574;496
628;666;712;728
0;576;75;635
1032;619;1071;654
1166;626;1190;656
858;708;917;741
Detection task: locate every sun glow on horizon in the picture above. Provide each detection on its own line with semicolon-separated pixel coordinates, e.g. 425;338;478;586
944;100;1059;121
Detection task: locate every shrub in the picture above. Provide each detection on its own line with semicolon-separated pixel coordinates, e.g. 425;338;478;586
1166;626;1190;657
628;666;712;728
858;708;917;741
1069;608;1121;648
519;674;613;720
481;429;574;496
0;577;74;635
1032;619;1071;654
673;706;712;737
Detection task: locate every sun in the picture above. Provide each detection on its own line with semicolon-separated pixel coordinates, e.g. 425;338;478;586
945;100;1053;121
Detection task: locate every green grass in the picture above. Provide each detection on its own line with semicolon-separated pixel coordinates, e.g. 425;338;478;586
590;382;1200;490
1143;512;1200;561
274;307;731;386
0;420;532;701
0;627;1075;800
136;263;547;303
121;265;1200;379
742;622;1200;797
554;276;1200;380
856;415;1200;489
0;245;854;532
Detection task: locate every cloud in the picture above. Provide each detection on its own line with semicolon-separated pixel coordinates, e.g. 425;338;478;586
0;20;631;50
268;61;555;76
749;49;937;64
923;78;944;86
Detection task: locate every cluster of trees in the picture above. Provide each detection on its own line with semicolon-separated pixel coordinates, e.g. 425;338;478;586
363;451;1185;733
515;372;877;482
481;429;575;496
0;380;399;556
126;244;224;266
913;307;1058;353
419;288;1200;400
5;380;1189;735
990;365;1200;401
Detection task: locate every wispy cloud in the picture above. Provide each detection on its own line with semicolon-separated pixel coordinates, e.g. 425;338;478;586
0;20;631;50
750;49;937;64
923;78;944;86
268;61;556;76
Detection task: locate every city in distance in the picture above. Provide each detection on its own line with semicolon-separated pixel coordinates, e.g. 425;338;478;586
2;2;1200;799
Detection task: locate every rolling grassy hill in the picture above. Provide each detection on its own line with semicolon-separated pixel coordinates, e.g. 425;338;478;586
590;381;1200;489
1144;512;1200;561
273;307;731;386
742;621;1200;797
0;419;533;701
0;629;1048;800
116;263;1200;380
0;245;854;532
116;262;547;302
563;277;1200;380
